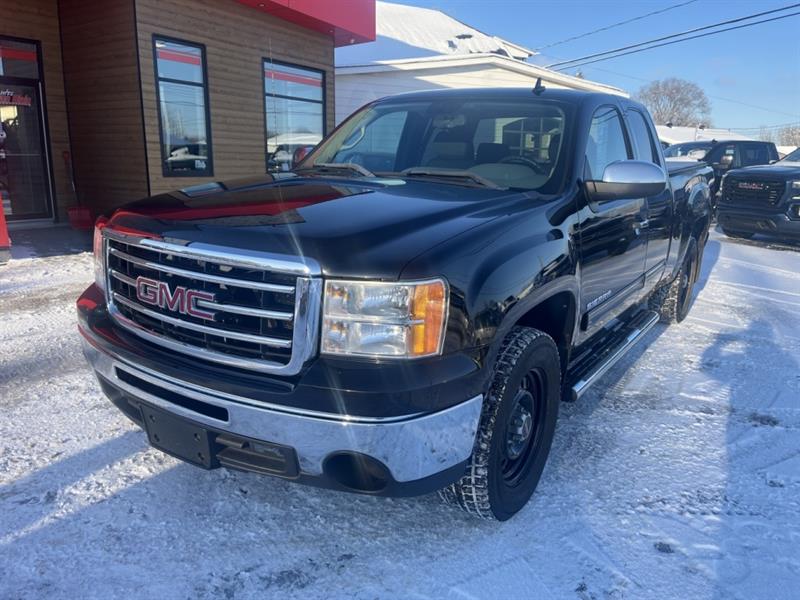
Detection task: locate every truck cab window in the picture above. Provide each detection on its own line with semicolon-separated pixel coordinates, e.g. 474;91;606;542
627;110;660;165
740;143;770;167
585;106;630;180
333;110;408;173
706;144;736;166
308;99;570;193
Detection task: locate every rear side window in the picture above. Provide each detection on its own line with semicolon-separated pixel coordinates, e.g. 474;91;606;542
627;110;660;165
585;106;630;180
739;143;772;167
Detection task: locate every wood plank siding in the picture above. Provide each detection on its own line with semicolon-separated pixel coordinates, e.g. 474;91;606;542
135;0;336;195
59;0;149;213
1;0;77;219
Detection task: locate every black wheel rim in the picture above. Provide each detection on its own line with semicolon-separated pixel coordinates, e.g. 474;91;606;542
500;369;546;487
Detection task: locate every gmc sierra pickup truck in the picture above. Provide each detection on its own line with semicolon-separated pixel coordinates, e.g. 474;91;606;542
717;146;800;242
78;88;713;520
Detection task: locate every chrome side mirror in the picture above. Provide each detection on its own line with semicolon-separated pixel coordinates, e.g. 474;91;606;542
585;160;667;202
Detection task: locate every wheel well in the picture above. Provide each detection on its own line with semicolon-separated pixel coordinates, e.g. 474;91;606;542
514;291;576;373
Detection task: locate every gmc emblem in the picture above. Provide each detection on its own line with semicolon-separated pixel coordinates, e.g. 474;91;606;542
135;276;216;320
737;181;765;191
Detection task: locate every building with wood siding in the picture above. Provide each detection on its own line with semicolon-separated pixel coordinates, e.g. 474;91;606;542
0;0;375;224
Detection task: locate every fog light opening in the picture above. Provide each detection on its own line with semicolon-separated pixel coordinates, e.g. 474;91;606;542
323;452;390;493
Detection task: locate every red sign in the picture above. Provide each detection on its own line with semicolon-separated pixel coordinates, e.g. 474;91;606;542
0;90;32;107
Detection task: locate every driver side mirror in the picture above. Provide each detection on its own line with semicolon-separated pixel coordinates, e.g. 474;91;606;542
585;160;667;202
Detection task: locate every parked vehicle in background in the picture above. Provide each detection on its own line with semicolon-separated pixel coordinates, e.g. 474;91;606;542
664;140;779;198
717;147;800;242
78;88;712;521
663;140;715;159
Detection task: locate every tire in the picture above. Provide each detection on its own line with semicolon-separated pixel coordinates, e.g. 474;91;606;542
649;238;699;324
721;227;754;240
439;327;561;521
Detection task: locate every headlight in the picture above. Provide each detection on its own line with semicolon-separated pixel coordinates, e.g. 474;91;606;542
791;180;800;190
321;278;448;358
93;217;108;294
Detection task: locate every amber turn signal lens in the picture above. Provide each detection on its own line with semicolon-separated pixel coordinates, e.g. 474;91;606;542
411;280;447;357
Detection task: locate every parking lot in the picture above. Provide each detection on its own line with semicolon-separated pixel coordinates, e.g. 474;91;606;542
1;229;799;600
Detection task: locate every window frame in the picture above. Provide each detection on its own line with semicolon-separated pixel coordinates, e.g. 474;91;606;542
625;108;662;167
0;34;56;221
152;35;213;178
261;58;326;173
584;103;633;182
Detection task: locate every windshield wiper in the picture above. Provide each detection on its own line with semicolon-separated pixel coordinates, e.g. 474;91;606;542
399;168;504;189
299;162;375;178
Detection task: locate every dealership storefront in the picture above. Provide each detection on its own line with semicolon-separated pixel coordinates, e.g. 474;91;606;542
0;0;374;224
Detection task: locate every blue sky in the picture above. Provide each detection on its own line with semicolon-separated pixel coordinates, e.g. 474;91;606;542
396;0;800;133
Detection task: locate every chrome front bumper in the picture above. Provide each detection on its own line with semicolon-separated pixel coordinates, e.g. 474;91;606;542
81;337;482;484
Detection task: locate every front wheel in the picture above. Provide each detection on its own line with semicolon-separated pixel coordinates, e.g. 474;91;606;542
440;327;561;520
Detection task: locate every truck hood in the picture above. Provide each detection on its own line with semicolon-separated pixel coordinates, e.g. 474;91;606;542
729;163;800;178
107;175;528;278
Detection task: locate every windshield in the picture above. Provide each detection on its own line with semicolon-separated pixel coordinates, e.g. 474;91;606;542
780;147;800;162
301;97;572;192
663;142;713;158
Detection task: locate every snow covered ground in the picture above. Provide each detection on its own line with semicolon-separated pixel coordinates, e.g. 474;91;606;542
1;230;799;599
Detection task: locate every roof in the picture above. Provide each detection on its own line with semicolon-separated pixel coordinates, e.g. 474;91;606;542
335;1;534;66
350;86;623;104
656;125;754;145
336;52;628;96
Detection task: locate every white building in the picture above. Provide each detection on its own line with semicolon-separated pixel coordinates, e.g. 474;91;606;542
655;125;754;145
334;1;627;124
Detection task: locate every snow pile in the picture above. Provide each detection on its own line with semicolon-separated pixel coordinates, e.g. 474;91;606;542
1;231;799;599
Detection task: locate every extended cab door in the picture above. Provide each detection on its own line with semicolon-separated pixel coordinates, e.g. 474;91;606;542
578;105;648;337
625;108;673;288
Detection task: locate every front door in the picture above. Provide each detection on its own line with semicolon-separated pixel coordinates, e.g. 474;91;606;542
0;37;53;221
578;105;648;339
625;108;673;287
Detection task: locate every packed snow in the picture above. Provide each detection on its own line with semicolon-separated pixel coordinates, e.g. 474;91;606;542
1;230;799;599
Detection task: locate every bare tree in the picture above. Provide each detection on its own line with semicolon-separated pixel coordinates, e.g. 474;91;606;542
757;126;776;143
636;78;712;127
778;125;800;146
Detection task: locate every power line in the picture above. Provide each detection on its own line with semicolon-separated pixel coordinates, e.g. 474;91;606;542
547;3;800;69
552;10;800;71
730;121;800;131
534;0;699;51
533;51;800;121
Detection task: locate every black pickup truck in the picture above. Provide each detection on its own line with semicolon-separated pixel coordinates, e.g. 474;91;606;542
664;139;779;198
717;147;800;242
78;88;712;520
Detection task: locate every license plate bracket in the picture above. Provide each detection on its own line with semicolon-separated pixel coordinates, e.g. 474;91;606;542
141;404;218;469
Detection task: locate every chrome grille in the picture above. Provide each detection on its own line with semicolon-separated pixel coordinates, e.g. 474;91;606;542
722;177;786;206
103;230;321;374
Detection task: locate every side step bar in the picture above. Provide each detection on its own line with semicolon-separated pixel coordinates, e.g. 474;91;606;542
568;310;660;401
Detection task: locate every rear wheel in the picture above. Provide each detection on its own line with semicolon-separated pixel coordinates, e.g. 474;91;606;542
721;227;754;240
649;238;699;324
440;327;560;520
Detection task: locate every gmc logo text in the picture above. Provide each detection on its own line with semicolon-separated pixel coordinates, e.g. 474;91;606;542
135;276;216;320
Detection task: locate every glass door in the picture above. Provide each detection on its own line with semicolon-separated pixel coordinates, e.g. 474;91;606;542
0;37;53;220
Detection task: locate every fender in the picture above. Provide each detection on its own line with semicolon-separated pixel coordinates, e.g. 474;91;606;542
669;177;711;281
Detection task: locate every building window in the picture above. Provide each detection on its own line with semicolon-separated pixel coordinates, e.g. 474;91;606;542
153;37;212;176
263;60;324;172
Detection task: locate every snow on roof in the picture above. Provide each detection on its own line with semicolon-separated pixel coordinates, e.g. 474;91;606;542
336;1;534;66
336;52;628;96
656;125;755;145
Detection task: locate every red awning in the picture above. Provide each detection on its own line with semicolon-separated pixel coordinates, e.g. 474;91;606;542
237;0;375;46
